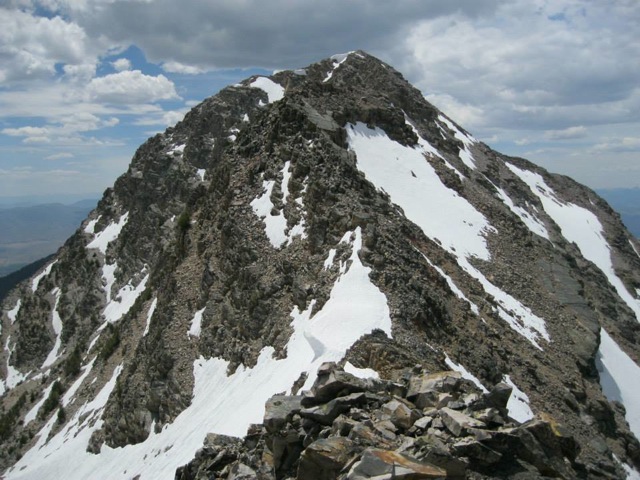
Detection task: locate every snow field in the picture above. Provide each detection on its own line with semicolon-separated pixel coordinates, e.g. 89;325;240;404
347;122;549;349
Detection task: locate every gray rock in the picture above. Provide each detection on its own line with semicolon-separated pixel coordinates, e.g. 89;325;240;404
264;395;303;433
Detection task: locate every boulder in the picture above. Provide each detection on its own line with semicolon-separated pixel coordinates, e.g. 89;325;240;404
380;398;419;430
297;437;357;480
406;371;462;409
264;395;303;433
300;392;367;425
302;363;376;406
484;382;513;410
439;407;486;437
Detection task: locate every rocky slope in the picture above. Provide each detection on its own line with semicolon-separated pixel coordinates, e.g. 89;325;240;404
1;51;639;479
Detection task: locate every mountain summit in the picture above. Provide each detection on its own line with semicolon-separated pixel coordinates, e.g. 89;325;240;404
1;51;639;479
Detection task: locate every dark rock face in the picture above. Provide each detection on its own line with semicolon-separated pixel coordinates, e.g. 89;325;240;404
175;362;596;479
1;51;639;478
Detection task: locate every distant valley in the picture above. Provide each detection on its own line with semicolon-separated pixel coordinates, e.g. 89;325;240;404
0;199;97;278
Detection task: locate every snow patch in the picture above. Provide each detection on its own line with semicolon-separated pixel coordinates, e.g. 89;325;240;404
41;288;64;369
507;164;640;322
323;52;352;83
249;77;285;104
250;178;287;247
324;249;337;270
188;307;206;338
143;297;157;337
2;335;30;394
7;299;21;324
196;169;206;181
438;114;477;170
84;216;101;234
31;260;57;292
168;143;185;155
24;380;57;425
597;329;640;439
101;273;150;328
444;354;488;392
87;212;129;255
250;161;305;247
62;357;96;407
422;255;479;315
493;185;549;239
504;375;534;423
89;270;149;352
344;362;379;380
293;68;307;75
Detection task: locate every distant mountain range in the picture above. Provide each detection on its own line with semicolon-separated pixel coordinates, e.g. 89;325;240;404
0;199;97;277
597;188;640;238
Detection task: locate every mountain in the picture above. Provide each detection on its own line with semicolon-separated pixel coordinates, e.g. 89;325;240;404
0;199;98;277
1;51;639;479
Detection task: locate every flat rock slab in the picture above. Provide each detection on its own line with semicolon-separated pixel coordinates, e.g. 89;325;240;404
440;407;486;436
347;448;447;479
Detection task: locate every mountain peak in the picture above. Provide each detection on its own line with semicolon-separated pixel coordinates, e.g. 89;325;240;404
1;51;639;479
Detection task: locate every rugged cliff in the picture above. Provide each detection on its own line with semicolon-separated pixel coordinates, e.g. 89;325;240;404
1;51;639;479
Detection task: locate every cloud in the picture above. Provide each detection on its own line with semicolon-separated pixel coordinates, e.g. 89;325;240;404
112;58;131;71
2;113;120;143
0;7;100;83
85;70;180;104
55;0;503;69
162;61;205;75
591;137;640;153
402;0;640;133
544;126;587;140
44;152;74;160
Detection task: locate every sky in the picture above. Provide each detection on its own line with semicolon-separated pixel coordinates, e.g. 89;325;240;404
0;0;638;202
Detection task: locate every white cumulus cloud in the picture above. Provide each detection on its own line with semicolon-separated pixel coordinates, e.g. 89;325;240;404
85;70;180;104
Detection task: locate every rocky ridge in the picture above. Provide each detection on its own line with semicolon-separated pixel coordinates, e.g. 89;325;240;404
0;51;639;479
177;362;586;479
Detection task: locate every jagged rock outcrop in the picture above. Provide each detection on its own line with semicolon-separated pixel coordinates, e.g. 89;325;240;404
1;51;639;479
